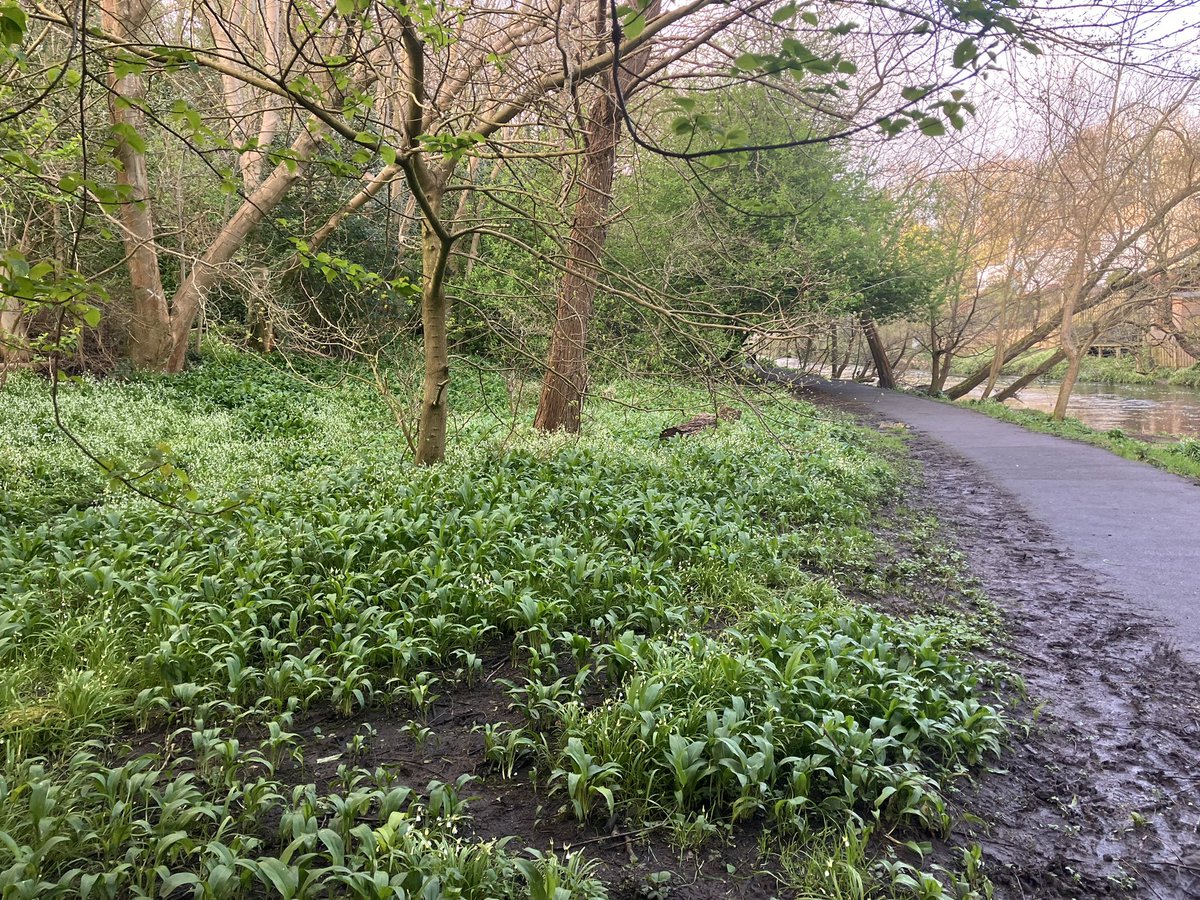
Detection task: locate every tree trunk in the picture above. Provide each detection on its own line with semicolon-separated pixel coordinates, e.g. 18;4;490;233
980;343;1002;398
534;89;619;433
861;316;896;389
248;267;274;352
994;348;1065;402
888;332;908;371
102;0;172;369
980;286;1016;400
946;311;1064;399
1050;266;1085;421
1161;294;1200;360
533;0;659;433
249;0;285;188
1052;350;1083;420
165;125;325;371
945;259;1177;401
415;185;451;465
930;350;949;392
1170;329;1200;361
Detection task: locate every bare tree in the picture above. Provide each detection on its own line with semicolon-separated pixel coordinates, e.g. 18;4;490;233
936;62;1200;411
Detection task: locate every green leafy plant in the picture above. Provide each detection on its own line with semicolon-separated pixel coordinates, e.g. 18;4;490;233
548;738;622;824
0;354;1001;895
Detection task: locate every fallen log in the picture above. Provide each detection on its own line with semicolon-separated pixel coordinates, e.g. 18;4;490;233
659;406;742;440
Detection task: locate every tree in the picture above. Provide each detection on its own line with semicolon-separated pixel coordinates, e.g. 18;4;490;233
534;0;660;433
25;0;708;458
11;0;1171;462
533;0;1048;418
595;85;944;388
936;64;1200;414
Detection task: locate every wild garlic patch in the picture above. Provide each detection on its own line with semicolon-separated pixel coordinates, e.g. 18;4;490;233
0;352;1004;897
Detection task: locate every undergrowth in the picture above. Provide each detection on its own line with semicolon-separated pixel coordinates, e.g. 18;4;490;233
0;348;1003;898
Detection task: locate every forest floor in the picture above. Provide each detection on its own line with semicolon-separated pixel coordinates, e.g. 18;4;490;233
0;356;1014;899
7;352;1198;898
792;377;1200;900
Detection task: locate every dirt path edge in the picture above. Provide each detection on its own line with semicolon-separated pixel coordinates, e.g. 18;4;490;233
796;379;1200;900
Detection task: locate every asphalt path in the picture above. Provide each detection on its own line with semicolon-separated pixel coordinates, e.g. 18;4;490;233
798;378;1200;665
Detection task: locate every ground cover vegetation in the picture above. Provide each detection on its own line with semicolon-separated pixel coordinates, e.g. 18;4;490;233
0;350;1007;897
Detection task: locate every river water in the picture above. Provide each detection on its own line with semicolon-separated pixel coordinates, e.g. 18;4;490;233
903;372;1200;439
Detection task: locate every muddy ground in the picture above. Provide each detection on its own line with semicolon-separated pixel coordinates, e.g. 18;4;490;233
799;383;1200;900
274;670;783;899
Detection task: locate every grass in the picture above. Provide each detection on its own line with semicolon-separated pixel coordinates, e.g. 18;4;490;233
0;346;1004;898
960;400;1200;481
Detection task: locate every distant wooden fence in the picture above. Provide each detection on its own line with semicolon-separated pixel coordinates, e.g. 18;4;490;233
1151;342;1198;369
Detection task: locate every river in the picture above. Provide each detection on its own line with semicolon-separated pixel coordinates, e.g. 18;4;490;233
903;372;1200;438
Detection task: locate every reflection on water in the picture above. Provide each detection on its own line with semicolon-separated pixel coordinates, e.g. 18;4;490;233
903;372;1200;438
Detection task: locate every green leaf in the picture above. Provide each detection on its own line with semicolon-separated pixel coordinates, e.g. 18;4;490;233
917;117;945;137
156;870;202;894
771;2;797;23
380;145;397;166
254;858;297;897
0;3;27;46
111;54;148;79
335;0;354;15
952;38;977;69
110;122;148;154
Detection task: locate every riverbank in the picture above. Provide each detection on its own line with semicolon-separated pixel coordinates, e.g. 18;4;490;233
944;349;1200;387
957;399;1200;480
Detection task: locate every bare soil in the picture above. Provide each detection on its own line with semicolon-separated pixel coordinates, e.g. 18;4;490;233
272;660;786;899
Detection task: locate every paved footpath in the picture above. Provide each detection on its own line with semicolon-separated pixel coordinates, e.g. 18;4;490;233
797;378;1200;665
